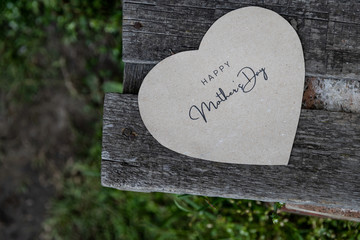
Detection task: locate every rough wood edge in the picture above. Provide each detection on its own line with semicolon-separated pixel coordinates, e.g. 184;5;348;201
101;93;360;210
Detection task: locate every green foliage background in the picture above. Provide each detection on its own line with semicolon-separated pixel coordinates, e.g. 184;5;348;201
1;1;359;239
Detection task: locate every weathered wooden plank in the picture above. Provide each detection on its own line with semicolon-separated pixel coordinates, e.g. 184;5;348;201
123;62;153;94
101;93;360;210
282;204;360;222
303;77;360;113
122;0;360;82
122;62;360;114
123;63;155;94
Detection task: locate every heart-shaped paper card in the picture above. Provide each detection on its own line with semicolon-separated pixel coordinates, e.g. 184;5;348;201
138;6;304;165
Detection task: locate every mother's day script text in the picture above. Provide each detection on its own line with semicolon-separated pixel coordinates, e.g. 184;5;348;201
189;63;268;123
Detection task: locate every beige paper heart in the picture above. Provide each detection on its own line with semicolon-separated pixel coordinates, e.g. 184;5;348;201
138;6;304;165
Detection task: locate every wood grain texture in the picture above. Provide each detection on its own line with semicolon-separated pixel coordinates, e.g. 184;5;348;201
123;63;155;94
122;63;360;114
123;62;153;93
122;0;360;89
303;77;360;113
101;93;360;210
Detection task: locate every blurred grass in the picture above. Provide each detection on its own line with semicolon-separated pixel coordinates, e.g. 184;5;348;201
1;1;359;239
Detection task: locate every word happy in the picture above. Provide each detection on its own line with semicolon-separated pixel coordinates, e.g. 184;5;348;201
189;66;268;123
201;61;230;86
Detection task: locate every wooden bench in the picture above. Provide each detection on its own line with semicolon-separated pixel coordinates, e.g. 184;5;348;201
101;0;360;219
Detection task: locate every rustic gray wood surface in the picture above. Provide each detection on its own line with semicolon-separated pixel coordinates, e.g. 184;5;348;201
102;93;360;210
122;0;360;94
102;0;360;210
